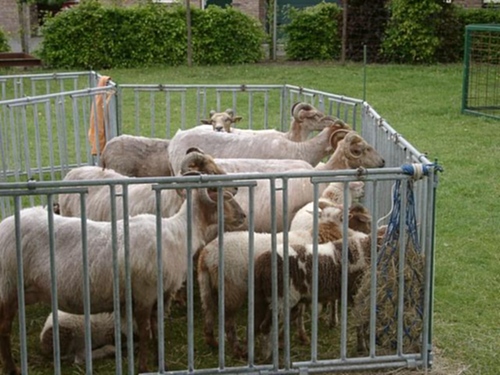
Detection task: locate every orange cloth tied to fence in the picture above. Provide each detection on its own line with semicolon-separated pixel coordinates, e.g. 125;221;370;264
88;75;113;156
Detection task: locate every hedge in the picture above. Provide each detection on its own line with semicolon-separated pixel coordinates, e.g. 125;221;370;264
38;1;266;69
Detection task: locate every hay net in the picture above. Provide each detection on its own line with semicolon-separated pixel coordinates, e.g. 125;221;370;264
354;163;432;354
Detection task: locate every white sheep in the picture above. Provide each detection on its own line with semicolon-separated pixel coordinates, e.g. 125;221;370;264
39;310;134;364
167;119;351;175
100;134;173;177
211;129;385;232
253;229;382;361
0;186;246;374
59;149;227;221
289;181;365;232
197;203;345;358
206;102;330;140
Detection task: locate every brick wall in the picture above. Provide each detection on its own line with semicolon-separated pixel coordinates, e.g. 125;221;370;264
453;0;484;8
0;0;20;36
232;0;266;24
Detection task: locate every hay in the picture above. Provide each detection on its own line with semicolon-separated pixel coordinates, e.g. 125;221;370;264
352;179;426;355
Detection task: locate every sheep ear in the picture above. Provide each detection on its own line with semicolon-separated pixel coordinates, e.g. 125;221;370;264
176;187;187;198
330;129;349;150
201;119;211;124
232;116;243;123
306;206;322;216
317;201;331;210
346;134;365;159
206;187;237;202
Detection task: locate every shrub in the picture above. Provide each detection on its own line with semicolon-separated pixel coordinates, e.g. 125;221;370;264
0;27;10;53
283;2;342;61
381;0;443;64
191;5;265;65
38;1;264;69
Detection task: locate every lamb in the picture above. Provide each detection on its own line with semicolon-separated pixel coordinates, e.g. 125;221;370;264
201;109;243;132
289;181;365;233
204;102;328;140
39;310;134;364
59;149;227;221
197;203;345;358
167;118;351;175
0;185;246;374
211;129;385;232
253;229;383;361
100;134;173;177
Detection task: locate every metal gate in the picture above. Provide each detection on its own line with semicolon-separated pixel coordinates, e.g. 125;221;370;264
0;71;439;375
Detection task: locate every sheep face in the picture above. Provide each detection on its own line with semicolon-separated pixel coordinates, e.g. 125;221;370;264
331;130;385;169
201;109;243;133
200;188;247;232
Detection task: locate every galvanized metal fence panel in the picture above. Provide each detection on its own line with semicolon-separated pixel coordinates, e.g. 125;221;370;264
0;72;438;375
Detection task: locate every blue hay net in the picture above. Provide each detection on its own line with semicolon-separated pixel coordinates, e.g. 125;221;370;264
375;163;434;350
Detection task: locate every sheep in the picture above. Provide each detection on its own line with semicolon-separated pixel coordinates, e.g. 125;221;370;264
210;129;385;232
59;149;227;221
289;181;365;233
197;203;345;358
0;185;246;375
168;118;351;175
39;310;135;364
201;109;243;132
253;229;384;361
100;134;173;177
204;102;328;140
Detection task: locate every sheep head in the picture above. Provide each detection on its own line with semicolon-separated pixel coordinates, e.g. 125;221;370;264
201;109;243;133
348;203;372;234
197;186;247;233
329;130;385;169
180;147;227;176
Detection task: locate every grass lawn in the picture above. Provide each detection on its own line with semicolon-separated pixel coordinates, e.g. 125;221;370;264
1;61;499;374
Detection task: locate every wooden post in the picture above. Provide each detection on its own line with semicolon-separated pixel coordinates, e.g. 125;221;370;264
18;0;31;54
186;0;192;67
341;0;348;65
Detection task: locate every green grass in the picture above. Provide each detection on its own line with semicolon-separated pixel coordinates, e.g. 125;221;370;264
1;62;499;374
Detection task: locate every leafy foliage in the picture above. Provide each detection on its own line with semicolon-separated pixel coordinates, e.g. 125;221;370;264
381;0;443;64
191;5;266;65
0;27;10;52
283;2;342;61
38;1;264;69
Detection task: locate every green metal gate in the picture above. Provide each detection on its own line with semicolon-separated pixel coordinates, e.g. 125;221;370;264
462;23;500;120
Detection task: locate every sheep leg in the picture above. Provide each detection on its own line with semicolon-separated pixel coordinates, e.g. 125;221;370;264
74;345;117;365
0;301;20;375
224;313;245;359
134;305;153;373
200;288;219;349
329;300;339;328
291;303;310;345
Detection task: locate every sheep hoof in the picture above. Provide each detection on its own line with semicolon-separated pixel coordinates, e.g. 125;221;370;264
297;334;310;345
233;347;247;359
204;335;218;349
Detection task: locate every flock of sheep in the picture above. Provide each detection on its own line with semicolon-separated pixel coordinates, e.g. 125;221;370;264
0;102;388;374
